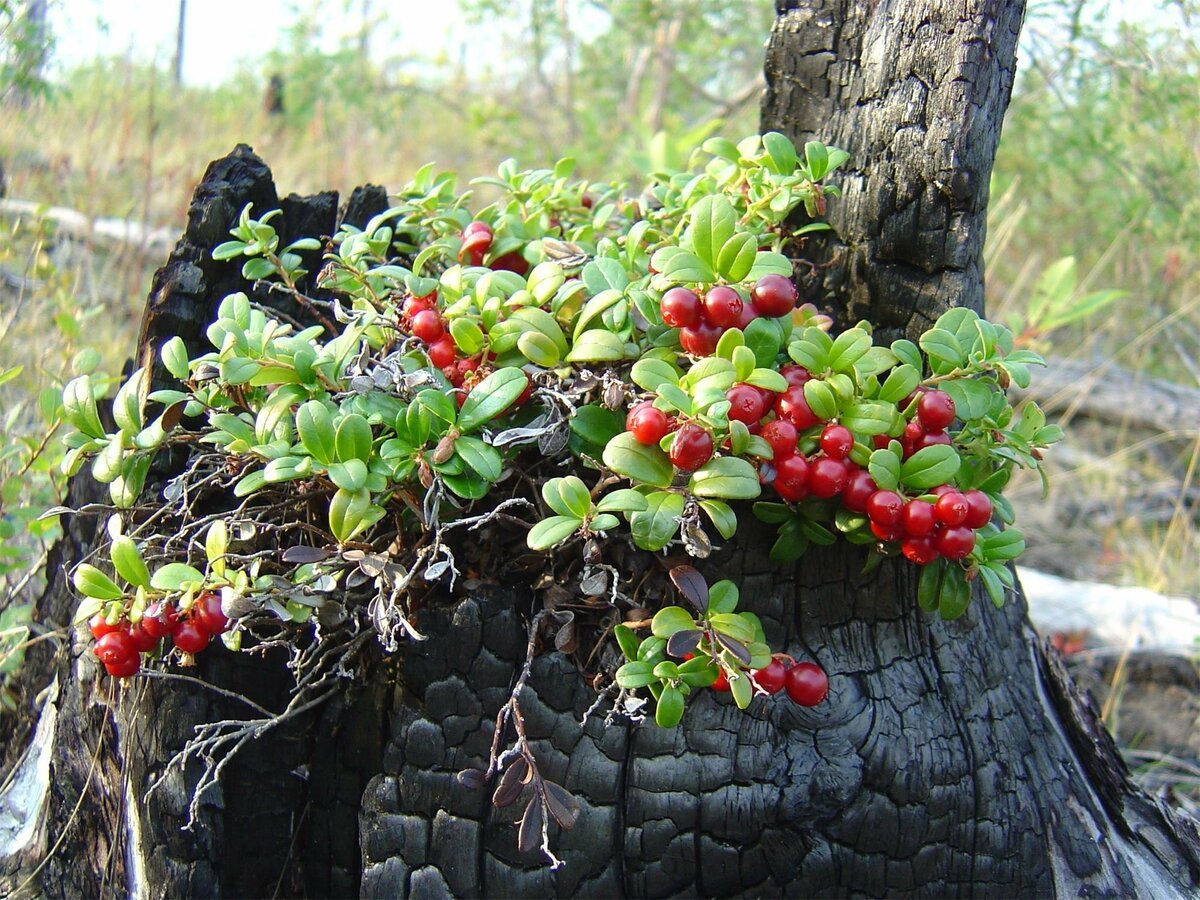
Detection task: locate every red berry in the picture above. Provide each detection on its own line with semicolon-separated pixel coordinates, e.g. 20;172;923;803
626;403;670;446
491;250;529;275
934;491;969;526
402;295;435;319
105;654;141;678
750;274;798;318
93;630;137;672
902;500;936;537
902;535;939;565
128;621;160;653
780;364;812;388
712;667;730;692
141;601;179;639
870;520;905;542
784;661;828;706
669;424;714;472
962;490;993;529
775;386;820;430
809;457;849;498
752;659;788;694
459;221;494;262
89;613;120;639
761;419;798;460
915;430;952;451
196;591;231;636
774;454;811;502
726;384;767;426
866;490;904;526
917;390;956;431
173;619;211;654
660;287;702;328
936;525;976;561
820;424;853;460
679;322;723;356
427;336;457;369
734;300;759;330
410;309;445;343
841;468;878;513
703;286;743;327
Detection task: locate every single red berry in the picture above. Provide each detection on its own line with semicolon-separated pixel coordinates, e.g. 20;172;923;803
780;364;812;388
128;621;160;653
761;419;798;460
402;295;435;319
94;630;137;671
809;456;849;498
962;490;994;529
679;322;723;356
784;661;828;706
936;525;976;561
820;424;853;460
752;659;788;695
726;384;767;425
669;424;714;472
105;654;141;678
774;454;811;502
660;287;702;329
581;194;594;209
841;468;878;514
902;535;940;565
899;388;925;411
410;309;445;343
917;390;956;431
866;490;904;526
903;499;937;537
141;601;179;639
750;274;798;318
458;221;494;262
703;286;744;327
626;403;670;446
196;591;231;636
934;491;970;526
711;666;730;692
775;386;820;430
916;430;952;451
427;335;457;369
491;250;529;275
734;300;760;331
89;613;120;639
870;520;905;542
173;619;211;654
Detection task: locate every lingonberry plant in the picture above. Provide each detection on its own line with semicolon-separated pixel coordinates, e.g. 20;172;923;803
56;132;1061;862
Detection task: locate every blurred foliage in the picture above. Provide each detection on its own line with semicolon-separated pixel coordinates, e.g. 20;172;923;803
1;0;54;102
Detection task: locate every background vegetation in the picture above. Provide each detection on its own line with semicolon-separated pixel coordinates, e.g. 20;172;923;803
0;0;1196;711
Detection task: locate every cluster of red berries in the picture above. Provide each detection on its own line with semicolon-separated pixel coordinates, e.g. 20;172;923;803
89;591;231;678
457;220;529;275
401;292;459;369
690;652;828;706
660;273;798;355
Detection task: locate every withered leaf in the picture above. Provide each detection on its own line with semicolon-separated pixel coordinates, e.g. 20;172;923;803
666;628;703;659
281;546;332;564
715;631;752;666
669;565;709;613
492;757;529;808
518;797;544;854
457;768;485;790
543;781;581;829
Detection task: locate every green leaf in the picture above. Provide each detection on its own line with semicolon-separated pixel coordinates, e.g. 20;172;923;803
979;565;1006;608
803;140;828;179
205;520;228;577
518;330;561;367
595;489;649;514
73;564;124;600
543;476;593;518
917;559;944;612
716;232;757;283
616;660;658;689
602;432;674;488
297;401;336;465
877;364;921;404
569;405;623;448
868;448;901;492
699;500;737;540
527;515;584;551
709;580;739;614
582;258;630;294
615;623;640;660
631;357;681;392
565;329;628;363
710;613;755;644
803;379;839;421
150;563;205;591
327;459;368;492
512;307;569;358
730;671;753;709
743;317;784;367
161;336;191;381
458;368;529;431
981;528;1025;561
900;445;961;490
334;414;373;463
763;132;798;174
454;436;502;481
689;195;737;270
941;378;994;421
891;339;923;372
938;570;971;620
62;375;105;438
630;490;685;551
841;400;899;436
854;346;899;378
919;328;965;369
652;606;698;639
590;513;620;531
328;487;372;543
655;685;685;728
827;329;871;373
109;536;151;589
450;317;485;355
745;251;792;281
234;469;267;497
688;457;761;500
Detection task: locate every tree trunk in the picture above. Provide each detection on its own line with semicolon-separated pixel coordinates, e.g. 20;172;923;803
4;2;1200;898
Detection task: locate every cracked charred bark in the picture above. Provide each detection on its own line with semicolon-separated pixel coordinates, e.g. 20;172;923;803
5;0;1200;897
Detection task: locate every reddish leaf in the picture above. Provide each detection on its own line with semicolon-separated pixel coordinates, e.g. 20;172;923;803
518;797;544;854
666;628;703;659
543;781;581;829
715;631;752;666
669;565;709;613
492;758;529;808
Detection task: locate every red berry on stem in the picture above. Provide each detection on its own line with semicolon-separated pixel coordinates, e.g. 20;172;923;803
128;621;160;653
173;619;211;654
427;335;457;369
751;274;798;318
842;468;878;514
761;419;798;460
963;490;994;529
679;322;723;356
866;490;904;526
820;424;853;460
626;403;670;446
917;390;956;431
902;535;939;565
669;424;714;472
105;654;141;678
775;386;820;430
141;601;179;639
660;287;702;328
402;295;434;319
809;456;849;498
703;285;744;327
774;454;811;502
89;613;119;639
752;659;788;695
726;384;767;425
902;499;936;537
870;519;905;542
734;301;759;330
935;491;969;526
936;525;975;561
712;667;730;692
94;630;138;675
491;250;529;275
916;430;952;451
410;309;444;343
780;364;812;388
784;661;829;706
196;591;231;635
